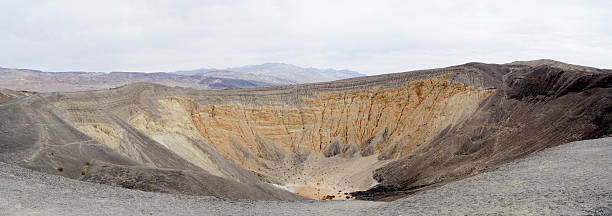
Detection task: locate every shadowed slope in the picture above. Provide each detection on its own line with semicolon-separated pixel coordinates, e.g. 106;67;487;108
353;62;612;200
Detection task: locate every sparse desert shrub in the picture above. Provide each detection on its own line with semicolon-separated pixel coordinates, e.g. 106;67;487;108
321;195;335;200
81;170;86;175
85;161;90;166
56;167;63;172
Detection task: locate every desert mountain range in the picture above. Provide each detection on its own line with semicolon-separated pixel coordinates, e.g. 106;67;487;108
0;63;364;92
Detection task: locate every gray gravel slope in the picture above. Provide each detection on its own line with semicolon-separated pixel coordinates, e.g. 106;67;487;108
1;138;611;215
368;137;612;215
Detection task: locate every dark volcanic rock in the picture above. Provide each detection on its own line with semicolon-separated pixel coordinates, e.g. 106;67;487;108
353;63;612;201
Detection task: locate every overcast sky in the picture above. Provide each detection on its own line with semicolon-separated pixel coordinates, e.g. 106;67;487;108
0;0;610;75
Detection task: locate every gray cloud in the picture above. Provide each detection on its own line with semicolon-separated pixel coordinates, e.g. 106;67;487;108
1;0;610;75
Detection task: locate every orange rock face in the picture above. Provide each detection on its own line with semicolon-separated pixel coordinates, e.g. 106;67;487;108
171;74;495;171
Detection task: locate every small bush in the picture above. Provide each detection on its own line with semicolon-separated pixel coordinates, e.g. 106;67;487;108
81;170;86;175
321;195;335;200
56;167;63;172
85;161;90;166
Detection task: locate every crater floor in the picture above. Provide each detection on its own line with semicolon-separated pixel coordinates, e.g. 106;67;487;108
2;138;609;215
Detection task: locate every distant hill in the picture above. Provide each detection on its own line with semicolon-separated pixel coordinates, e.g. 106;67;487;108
0;64;363;92
174;63;364;84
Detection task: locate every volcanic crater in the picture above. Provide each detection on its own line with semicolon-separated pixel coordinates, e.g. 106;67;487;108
1;60;610;201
